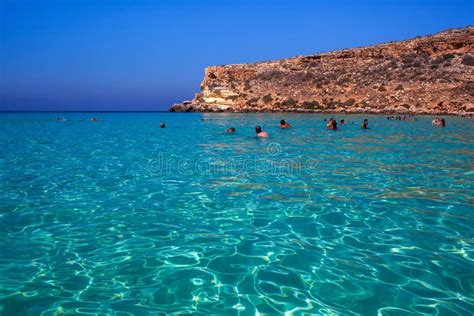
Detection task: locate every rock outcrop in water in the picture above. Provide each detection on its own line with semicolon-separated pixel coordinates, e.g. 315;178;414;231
170;27;474;114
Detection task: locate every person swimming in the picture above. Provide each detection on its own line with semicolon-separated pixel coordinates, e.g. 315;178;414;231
255;126;269;137
225;127;236;133
90;117;99;122
160;122;166;128
361;119;369;129
432;118;446;127
280;119;291;129
326;118;337;130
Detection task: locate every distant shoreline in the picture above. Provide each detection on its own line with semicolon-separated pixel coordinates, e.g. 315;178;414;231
170;110;469;116
0;111;469;117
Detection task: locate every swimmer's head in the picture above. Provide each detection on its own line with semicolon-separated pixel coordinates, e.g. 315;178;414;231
280;120;286;125
255;126;262;134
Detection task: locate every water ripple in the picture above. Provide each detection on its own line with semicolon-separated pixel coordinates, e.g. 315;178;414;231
0;113;473;314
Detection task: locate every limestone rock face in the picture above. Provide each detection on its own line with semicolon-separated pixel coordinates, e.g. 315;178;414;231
170;27;474;114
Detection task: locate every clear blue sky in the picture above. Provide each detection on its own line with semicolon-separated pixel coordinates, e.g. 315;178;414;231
0;0;472;111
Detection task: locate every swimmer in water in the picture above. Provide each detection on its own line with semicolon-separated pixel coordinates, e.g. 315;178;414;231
432;118;446;127
361;119;369;129
160;122;166;128
225;127;236;133
326;118;337;130
279;119;291;129
90;117;99;122
255;126;269;138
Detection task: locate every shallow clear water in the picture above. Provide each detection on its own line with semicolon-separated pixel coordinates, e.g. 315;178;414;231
0;112;473;315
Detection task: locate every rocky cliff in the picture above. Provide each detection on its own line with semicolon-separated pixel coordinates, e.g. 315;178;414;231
170;27;474;114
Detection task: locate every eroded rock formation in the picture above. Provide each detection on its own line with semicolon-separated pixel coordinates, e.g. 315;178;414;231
170;27;474;114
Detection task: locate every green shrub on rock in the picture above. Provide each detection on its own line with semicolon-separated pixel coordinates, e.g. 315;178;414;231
302;100;319;109
462;55;474;66
343;98;356;107
262;94;273;103
282;97;298;107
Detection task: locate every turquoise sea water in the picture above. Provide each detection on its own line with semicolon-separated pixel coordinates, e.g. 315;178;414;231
0;112;473;315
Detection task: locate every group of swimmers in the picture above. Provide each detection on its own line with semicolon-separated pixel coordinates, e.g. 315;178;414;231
56;115;448;130
223;118;370;138
223;115;446;137
326;118;369;130
224;120;290;137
